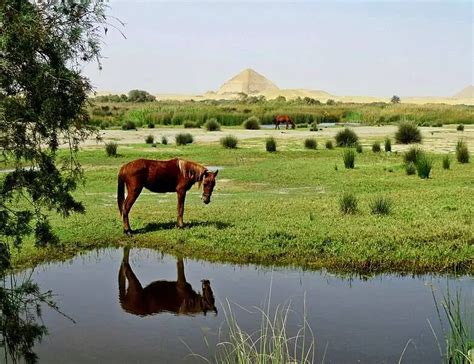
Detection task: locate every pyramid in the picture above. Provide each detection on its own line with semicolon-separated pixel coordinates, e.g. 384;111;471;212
453;85;474;99
217;68;279;95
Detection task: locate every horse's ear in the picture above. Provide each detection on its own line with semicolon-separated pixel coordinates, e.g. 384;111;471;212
214;169;218;177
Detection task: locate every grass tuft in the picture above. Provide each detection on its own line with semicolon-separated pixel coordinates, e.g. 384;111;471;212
343;148;356;169
372;141;381;153
161;136;168;145
175;133;194;146
204;118;221;131
416;154;433;179
242;116;260;130
370;196;392;215
384;138;392;152
355;143;363;153
145;135;154;144
404;147;424;164
340;192;358;214
325;140;334;149
405;162;416;175
442;155;451;170
220;135;238;149
304;138;317;150
184;120;200;128
395;121;422;144
335;128;359;147
105;142;117;157
266;137;277;152
456;124;464;131
121;120;136;130
456;141;470;164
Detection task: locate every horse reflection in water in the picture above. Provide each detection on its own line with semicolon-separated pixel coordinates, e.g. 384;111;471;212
118;247;217;316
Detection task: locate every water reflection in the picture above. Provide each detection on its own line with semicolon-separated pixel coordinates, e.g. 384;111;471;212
118;247;217;316
0;274;57;364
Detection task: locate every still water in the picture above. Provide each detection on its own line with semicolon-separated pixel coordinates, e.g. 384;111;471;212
16;248;473;363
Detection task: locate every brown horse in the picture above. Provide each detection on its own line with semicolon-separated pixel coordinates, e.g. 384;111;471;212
274;114;295;129
117;158;218;235
118;247;217;316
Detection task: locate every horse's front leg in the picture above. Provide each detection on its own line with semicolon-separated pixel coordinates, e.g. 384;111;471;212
176;190;186;228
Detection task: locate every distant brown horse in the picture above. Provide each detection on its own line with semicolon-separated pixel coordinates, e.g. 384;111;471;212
117;158;218;235
274;115;295;129
118;247;217;316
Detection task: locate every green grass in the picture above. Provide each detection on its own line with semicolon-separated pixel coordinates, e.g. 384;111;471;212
342;149;355;169
5;137;474;274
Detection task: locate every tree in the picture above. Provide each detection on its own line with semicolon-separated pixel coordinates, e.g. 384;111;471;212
0;0;110;266
391;95;401;104
127;89;155;102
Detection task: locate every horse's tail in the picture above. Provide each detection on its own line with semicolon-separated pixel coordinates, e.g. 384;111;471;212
117;171;125;216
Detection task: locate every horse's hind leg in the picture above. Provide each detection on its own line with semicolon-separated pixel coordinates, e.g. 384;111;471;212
122;186;142;236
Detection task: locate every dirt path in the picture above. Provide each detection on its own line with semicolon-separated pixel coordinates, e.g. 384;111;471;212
83;125;473;153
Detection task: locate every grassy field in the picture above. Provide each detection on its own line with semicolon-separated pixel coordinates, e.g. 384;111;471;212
89;98;474;129
9;127;474;274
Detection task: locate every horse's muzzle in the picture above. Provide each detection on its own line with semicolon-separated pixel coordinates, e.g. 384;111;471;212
202;195;211;204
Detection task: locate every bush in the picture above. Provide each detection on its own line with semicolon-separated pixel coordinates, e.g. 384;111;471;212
147;123;155;129
335;128;358;147
355;143;363;153
105;142;117;157
304;138;317;150
339;192;358;214
456;141;470;163
325;140;334;149
175;133;193;146
343;148;356;169
145;135;154;144
220;135;238;149
404;147;424;164
242;116;260;130
266;137;277;152
122;120;136;130
457;124;464;131
370;196;392;215
442;155;451;170
405;162;416;175
309;121;318;131
416;154;432;179
326;99;336;105
184;120;200;128
161;136;168;145
372;142;381;153
384;138;392;152
204;118;221;131
395;121;422;144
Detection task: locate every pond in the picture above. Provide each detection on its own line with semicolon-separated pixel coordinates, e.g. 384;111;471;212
8;248;474;363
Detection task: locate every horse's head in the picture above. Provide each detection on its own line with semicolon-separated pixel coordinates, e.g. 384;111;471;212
201;170;218;204
200;279;217;315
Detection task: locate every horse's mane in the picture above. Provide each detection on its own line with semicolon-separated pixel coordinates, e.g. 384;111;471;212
177;159;207;187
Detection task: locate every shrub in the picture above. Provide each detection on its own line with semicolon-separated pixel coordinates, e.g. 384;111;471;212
147;123;155;129
220;135;238;149
404;147;424;164
343;148;356;169
204;118;221;131
175;133;193;146
326;99;336;105
242;116;260;130
395;121;422;144
339;192;358;214
355;143;363;153
161;136;168;145
184;120;200;128
416;154;432;179
457;124;464;131
145;135;154;144
266;137;277;152
304;138;317;150
442;155;451;170
122;120;136;130
372;142;381;153
105;142;117;157
309;121;318;131
384;138;392;152
325;140;334;149
456;141;470;163
370;196;392;215
335;128;358;147
405;162;416;175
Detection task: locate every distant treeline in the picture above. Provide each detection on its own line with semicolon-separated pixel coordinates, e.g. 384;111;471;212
88;94;473;129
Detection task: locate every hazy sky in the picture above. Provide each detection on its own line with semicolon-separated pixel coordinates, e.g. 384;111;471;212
83;1;473;97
